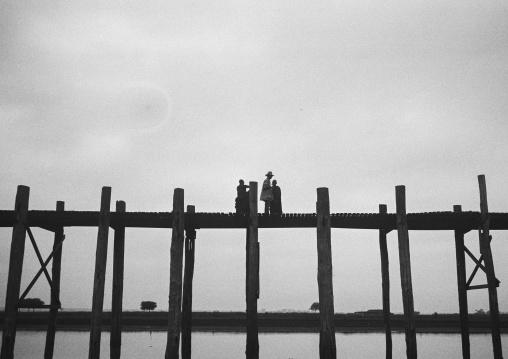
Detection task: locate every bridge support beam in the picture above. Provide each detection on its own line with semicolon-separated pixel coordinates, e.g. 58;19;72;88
166;188;185;359
478;175;502;359
453;205;470;359
395;186;417;359
1;185;30;359
182;205;196;359
110;200;126;359
379;204;392;359
246;182;259;359
316;187;336;359
44;201;65;359
89;187;112;359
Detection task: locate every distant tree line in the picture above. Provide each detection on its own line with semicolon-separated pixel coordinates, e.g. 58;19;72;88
18;298;45;311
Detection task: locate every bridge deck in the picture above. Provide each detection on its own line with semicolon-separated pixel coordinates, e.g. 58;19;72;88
0;210;507;231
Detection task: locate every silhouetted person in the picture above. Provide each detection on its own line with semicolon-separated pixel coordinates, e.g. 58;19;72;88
271;180;282;215
260;171;274;215
235;179;250;214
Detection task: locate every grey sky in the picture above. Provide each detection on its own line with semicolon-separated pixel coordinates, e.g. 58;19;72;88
1;0;508;314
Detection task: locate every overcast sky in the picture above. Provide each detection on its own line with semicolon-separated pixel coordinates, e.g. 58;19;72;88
1;0;508;315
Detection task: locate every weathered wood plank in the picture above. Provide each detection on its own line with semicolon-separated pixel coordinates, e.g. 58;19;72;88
166;189;185;359
3;209;507;230
316;188;336;359
453;205;470;359
44;201;64;359
478;175;502;359
182;205;196;359
379;204;392;359
396;186;417;359
246;182;259;359
110;201;126;359
0;185;30;359
88;187;112;359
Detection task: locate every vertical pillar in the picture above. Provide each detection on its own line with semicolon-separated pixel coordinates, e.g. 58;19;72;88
395;186;417;359
181;205;196;359
246;182;259;359
88;187;112;359
110;201;126;359
316;187;336;359
0;185;30;359
453;205;470;359
44;201;65;359
166;188;185;359
379;204;392;359
478;175;502;359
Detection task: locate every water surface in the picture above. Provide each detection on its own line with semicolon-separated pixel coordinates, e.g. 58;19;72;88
7;331;508;358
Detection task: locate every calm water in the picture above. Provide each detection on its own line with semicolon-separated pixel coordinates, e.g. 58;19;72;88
6;331;508;358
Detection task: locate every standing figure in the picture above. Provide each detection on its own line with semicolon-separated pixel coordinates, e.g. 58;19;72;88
259;171;274;215
235;179;250;214
271;180;282;215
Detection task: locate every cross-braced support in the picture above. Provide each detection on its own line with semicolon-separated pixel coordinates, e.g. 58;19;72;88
22;226;61;307
17;227;66;309
464;233;500;291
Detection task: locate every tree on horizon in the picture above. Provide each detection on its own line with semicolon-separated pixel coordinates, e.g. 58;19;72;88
19;298;45;312
140;301;157;312
310;302;319;313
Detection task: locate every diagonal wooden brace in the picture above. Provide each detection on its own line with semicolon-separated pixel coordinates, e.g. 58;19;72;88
464;244;500;289
19;225;64;307
466;253;483;288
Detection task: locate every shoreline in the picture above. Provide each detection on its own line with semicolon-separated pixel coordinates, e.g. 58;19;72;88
7;311;508;335
15;325;506;334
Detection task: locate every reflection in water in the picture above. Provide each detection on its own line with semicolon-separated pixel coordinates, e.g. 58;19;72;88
6;331;508;359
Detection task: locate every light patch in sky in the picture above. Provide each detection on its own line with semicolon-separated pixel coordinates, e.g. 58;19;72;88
77;133;129;164
115;84;171;133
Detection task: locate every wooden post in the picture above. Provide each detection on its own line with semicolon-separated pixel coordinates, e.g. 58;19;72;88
246;182;259;359
88;187;112;359
0;185;30;359
110;201;126;359
478;175;502;359
166;188;185;359
379;204;392;359
395;186;417;359
181;205;196;359
316;187;336;359
44;201;65;359
453;205;470;359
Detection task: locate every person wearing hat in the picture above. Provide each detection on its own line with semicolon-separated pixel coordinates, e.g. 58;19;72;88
260;171;274;215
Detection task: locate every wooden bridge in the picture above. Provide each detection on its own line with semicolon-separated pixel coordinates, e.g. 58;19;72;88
2;209;508;231
0;174;505;359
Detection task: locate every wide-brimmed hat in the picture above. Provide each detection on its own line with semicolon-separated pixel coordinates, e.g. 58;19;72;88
265;171;274;177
